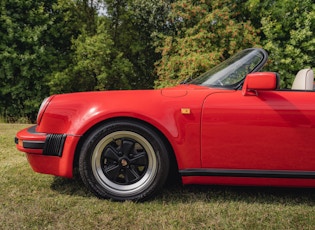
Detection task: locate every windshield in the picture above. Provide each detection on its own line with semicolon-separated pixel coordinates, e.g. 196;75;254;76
188;48;268;88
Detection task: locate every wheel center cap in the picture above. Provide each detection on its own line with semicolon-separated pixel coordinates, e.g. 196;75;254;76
121;159;128;167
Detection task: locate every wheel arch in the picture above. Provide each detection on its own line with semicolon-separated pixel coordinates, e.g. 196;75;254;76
73;117;179;180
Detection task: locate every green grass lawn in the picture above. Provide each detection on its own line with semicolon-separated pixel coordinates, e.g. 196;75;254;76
1;123;315;229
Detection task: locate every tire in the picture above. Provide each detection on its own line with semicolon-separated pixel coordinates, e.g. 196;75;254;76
79;120;170;201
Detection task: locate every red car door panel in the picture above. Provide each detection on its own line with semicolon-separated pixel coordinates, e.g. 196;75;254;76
201;90;315;171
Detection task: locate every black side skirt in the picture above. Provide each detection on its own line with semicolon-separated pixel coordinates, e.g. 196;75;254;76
179;169;315;179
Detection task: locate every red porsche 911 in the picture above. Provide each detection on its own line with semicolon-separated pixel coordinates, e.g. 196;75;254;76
15;48;315;201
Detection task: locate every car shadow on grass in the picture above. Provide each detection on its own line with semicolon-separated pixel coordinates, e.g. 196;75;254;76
158;183;315;206
50;174;94;198
50;176;315;205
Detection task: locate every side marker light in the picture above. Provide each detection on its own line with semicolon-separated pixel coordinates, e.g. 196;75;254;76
181;108;191;114
18;139;23;147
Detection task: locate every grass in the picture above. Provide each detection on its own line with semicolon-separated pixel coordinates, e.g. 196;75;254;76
1;123;315;229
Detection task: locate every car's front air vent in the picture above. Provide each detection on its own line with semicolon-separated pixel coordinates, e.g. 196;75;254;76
43;134;67;157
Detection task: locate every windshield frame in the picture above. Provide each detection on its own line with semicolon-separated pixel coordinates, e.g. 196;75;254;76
187;48;268;89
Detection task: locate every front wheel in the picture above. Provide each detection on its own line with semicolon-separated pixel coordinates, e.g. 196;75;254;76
78;120;170;201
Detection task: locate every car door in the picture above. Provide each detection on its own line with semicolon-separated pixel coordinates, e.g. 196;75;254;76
201;90;315;172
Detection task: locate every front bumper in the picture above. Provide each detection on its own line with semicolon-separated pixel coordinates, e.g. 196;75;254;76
15;126;66;156
15;125;80;178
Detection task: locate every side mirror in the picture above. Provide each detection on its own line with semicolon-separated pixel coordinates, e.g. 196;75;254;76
242;72;278;96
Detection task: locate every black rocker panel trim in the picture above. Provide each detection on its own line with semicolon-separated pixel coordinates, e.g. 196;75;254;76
179;169;315;179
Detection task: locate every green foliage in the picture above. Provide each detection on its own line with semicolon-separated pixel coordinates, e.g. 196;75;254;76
49;19;134;93
154;0;260;88
49;0;172;93
247;0;315;88
0;0;88;121
0;0;55;121
0;0;314;120
102;0;173;89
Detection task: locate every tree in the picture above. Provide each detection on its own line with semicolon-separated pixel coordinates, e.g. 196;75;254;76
154;0;260;88
49;19;134;93
0;0;99;121
50;0;173;92
247;0;315;87
0;0;57;121
102;0;173;89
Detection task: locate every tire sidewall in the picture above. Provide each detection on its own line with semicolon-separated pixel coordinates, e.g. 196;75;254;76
79;120;169;201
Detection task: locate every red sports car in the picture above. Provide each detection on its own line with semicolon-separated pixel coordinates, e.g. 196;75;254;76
15;48;315;201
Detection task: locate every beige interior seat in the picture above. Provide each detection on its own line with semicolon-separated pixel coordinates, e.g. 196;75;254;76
291;69;314;90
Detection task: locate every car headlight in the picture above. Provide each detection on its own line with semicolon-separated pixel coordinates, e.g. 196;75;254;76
36;96;54;125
